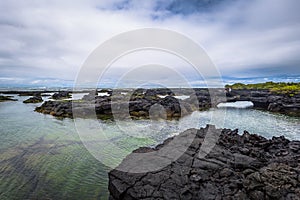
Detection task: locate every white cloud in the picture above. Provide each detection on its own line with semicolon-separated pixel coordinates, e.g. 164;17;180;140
0;0;299;86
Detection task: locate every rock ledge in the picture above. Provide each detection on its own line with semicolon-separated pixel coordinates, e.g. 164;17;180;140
109;125;300;200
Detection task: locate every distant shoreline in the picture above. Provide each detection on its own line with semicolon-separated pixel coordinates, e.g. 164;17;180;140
1;82;299;118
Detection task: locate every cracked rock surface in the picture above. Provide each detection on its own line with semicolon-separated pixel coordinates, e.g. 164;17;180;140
108;125;300;200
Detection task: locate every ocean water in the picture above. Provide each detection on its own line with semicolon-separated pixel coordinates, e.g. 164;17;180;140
0;95;299;199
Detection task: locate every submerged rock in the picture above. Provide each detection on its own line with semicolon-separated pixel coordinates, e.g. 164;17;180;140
108;125;300;200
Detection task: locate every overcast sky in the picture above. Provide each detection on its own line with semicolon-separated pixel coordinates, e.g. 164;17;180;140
0;0;299;87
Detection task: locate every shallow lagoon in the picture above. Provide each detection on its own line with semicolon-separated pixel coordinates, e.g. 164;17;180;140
0;95;299;199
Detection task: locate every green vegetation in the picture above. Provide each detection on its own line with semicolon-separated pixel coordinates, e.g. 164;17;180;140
225;82;300;94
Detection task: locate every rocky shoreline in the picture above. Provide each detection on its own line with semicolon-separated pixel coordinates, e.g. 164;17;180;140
227;89;300;117
108;125;300;200
35;89;212;120
32;88;300;119
0;88;299;117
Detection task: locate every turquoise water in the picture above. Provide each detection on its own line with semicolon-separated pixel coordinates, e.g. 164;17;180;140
0;95;110;199
0;95;299;199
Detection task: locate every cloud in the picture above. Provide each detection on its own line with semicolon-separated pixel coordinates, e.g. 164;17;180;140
0;0;299;87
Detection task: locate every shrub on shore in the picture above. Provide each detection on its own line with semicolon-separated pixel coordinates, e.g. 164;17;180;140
225;82;300;94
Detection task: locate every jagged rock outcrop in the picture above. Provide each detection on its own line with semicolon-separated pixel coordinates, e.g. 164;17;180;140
35;88;300;119
109;125;300;200
50;91;71;100
35;100;73;118
227;89;300;116
35;89;212;119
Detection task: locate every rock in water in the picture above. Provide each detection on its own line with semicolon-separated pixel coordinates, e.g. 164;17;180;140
108;125;300;200
227;89;300;117
0;95;17;102
23;96;43;103
50;91;71;100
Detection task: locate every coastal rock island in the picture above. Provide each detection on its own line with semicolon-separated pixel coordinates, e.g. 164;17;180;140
23;96;43;103
0;95;17;102
35;88;212;119
109;125;300;200
35;86;300;119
